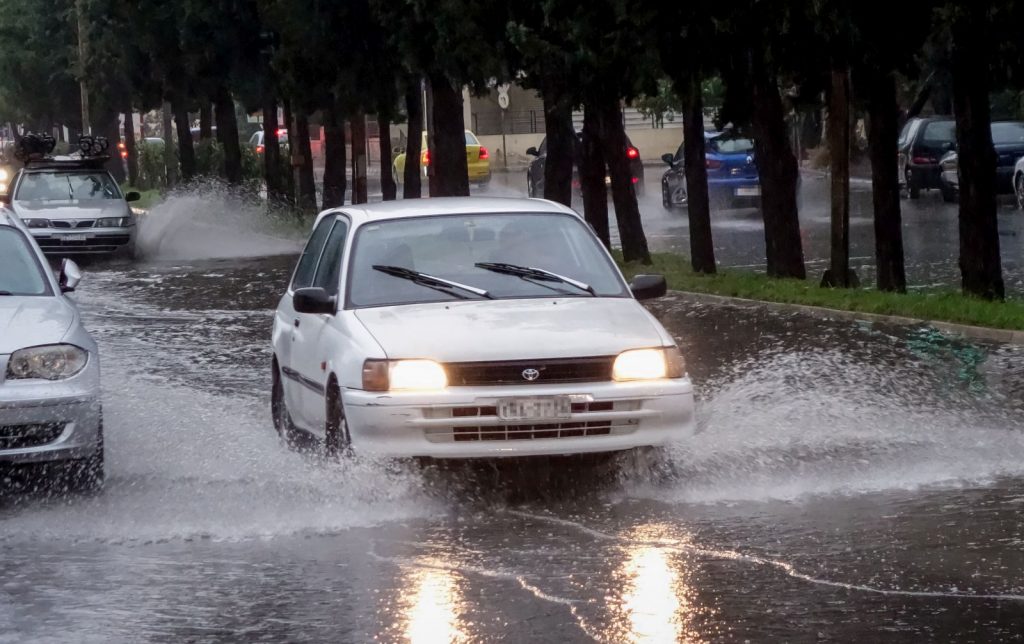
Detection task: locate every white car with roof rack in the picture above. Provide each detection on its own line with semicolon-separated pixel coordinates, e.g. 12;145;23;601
271;196;695;460
0;209;104;491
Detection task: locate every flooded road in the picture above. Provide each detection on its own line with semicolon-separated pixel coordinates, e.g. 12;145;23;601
2;196;1024;642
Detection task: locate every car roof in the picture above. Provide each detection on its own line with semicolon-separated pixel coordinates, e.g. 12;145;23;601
316;197;580;227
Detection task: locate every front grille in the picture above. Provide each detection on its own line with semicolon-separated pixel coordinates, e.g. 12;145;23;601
0;423;65;450
446;356;614;386
424;401;639;443
36;234;130;254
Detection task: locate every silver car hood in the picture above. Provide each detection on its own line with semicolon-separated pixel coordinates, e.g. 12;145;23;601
0;296;77;354
12;199;128;221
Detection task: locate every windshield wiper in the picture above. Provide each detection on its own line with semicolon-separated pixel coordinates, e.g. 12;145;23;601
0;290;13;296
372;265;493;300
475;262;595;296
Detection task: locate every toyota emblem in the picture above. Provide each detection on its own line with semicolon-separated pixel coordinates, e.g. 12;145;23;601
521;368;540;381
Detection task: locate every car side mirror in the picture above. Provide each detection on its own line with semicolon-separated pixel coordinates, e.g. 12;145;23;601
59;258;82;293
293;287;336;315
661;153;676;167
629;274;667;300
125;191;141;203
525;146;539;157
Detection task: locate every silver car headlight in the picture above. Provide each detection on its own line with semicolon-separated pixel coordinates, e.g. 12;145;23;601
21;218;50;228
6;344;89;380
0;168;8;182
612;347;686;381
95;216;132;227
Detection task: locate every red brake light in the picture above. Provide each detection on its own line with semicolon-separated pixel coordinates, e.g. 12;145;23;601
626;147;639;160
256;145;265;154
631;176;639;184
706;158;724;170
276;129;287;137
423;150;430;166
912;156;936;164
478;146;489;160
120;150;128;159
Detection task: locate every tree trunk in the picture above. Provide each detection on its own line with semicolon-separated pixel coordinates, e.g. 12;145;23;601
199;103;213;140
161;102;177;188
173;101;196;182
866;69;906;292
403;82;423;199
540;79;574;207
350;112;368;204
751;54;805;279
682;72;716;274
580;103;610;248
823;66;853;287
598;98;650;264
379;115;396;201
427;73;469;197
123;107;139;187
322;106;347;209
951;9;1004;300
282;100;295;201
262;95;284;204
294;111;317;212
214;86;242;184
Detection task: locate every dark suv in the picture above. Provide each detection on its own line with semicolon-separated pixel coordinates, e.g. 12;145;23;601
525;131;644;198
898;117;956;199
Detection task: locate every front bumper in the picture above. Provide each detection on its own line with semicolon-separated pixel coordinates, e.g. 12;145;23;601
30;225;136;255
343;379;695;459
0;356;101;464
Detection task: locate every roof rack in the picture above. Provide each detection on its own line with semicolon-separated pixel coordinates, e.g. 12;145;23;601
17;133;111;169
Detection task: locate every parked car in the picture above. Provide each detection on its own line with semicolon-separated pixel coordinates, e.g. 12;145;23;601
898;116;956;199
248;129;289;154
190;126;218;143
938;121;1024;203
1;155;139;257
0;210;103;491
394;130;491;186
660;131;760;209
1015;155;1024;210
271;197;694;459
525;130;644;197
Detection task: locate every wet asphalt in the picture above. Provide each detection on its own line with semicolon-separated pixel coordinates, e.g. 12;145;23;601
2;181;1024;642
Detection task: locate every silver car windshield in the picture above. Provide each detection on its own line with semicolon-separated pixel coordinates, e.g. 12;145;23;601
15;171;121;201
0;227;50;296
347;213;628;308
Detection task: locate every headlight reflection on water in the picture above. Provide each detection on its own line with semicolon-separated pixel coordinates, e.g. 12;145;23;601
402;560;467;644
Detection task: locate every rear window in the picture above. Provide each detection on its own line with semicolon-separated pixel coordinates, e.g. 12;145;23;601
991;122;1024;145
708;137;755;154
0;227;50;296
465;131;479;145
922;121;956;144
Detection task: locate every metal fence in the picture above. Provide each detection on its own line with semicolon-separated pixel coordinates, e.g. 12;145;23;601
471;110;545;136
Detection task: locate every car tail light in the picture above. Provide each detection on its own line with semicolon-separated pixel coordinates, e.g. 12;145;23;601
423;150;431;166
117;142;126;150
277;128;288;137
478;146;489;160
912;156;936;164
626;147;639;160
120;150;128;159
256;144;265;154
631;176;639;184
706;158;724;170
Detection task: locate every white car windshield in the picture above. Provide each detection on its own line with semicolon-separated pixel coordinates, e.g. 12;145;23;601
15;171;120;201
347;213;628;308
0;227;50;295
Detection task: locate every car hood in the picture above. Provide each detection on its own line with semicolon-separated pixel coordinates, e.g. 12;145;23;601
12;200;127;220
0;297;76;354
355;297;666;362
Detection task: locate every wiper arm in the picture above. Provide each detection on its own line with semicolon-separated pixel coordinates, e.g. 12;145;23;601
475;262;595;296
372;265;493;299
0;290;12;296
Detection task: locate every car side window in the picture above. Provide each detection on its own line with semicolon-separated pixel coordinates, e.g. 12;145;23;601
311;219;350;296
291;218;335;290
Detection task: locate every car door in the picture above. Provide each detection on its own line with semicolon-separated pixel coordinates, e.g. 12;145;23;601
291;216;350;431
276;216;334;429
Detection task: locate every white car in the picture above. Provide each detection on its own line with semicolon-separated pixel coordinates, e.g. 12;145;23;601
0;210;103;491
271;197;695;459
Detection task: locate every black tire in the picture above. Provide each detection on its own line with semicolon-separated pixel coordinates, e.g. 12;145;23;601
1015;174;1024;211
940;183;958;204
661;181;672;209
907;169;921;199
325;381;352;458
527;172;535;198
272;361;300;448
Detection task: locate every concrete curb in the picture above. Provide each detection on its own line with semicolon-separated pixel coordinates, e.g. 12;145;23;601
667;290;1024;345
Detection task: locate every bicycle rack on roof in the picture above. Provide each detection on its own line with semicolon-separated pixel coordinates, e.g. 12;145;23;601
16;133;111;169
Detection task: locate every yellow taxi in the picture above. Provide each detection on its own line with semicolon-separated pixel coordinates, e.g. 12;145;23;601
394;130;491;186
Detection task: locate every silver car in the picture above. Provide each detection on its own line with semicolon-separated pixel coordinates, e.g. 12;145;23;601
0;210;103;491
1;157;139;257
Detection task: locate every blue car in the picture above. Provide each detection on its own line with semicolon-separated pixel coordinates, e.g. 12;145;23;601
661;131;760;209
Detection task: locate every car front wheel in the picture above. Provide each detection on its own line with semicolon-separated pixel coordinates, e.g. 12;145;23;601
527;172;535;197
325;382;352;458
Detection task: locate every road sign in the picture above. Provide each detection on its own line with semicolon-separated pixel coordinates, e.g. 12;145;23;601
497;84;510;110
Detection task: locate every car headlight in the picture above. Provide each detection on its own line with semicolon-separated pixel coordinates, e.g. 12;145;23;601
362;359;448;391
0;168;8;181
612;347;685;381
6;344;88;380
96;216;132;227
21;218;50;228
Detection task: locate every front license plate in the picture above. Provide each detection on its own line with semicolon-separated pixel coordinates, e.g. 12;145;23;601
55;233;88;242
497;397;572;421
736;187;760;197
